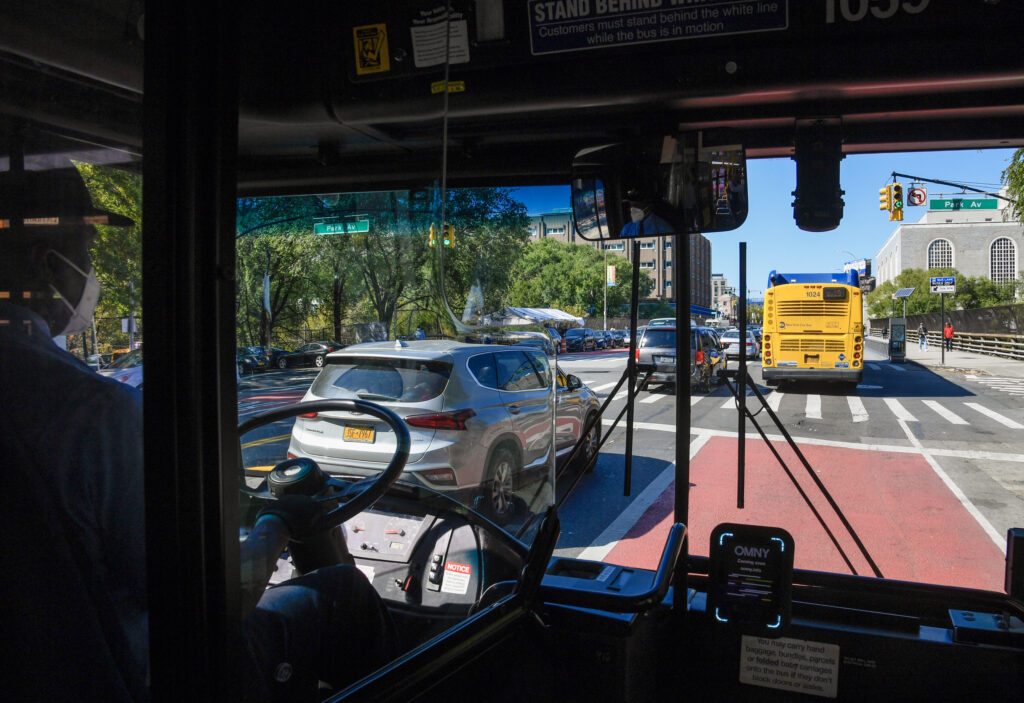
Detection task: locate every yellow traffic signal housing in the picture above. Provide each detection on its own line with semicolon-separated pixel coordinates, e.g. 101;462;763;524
879;184;892;212
428;223;437;247
891;183;904;222
442;224;454;247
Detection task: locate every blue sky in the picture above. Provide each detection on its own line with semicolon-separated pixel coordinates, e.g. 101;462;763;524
514;147;1016;298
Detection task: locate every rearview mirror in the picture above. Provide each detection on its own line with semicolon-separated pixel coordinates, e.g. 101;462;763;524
571;132;747;240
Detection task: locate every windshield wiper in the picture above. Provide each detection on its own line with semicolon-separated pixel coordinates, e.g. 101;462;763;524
356;392;398;401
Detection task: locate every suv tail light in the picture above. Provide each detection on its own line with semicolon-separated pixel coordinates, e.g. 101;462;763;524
695;350;704;364
634;348;639;361
406;408;476;430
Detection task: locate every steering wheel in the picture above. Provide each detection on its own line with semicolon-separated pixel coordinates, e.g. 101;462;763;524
239;399;411;529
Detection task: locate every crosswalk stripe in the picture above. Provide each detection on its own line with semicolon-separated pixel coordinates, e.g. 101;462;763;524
639;393;665;404
767;391;784;412
691;396;702;406
592;382;617;392
805;394;822;419
721;396;736;409
888;364;906;372
964;403;1024;429
847;395;868;423
868;363;881;371
884;398;917;422
922;400;969;425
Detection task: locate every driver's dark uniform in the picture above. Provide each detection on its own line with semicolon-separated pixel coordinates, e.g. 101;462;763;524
0;302;398;702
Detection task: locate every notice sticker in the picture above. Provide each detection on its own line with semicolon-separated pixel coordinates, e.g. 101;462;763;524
739;636;839;698
411;6;470;68
440;561;472;595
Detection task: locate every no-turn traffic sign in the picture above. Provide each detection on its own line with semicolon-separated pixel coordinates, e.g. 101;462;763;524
908;187;927;206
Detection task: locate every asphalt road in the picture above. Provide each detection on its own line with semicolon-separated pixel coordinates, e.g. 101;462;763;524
233;346;1024;592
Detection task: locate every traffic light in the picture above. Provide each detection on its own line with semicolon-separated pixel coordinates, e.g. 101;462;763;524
442;224;454;247
428;223;437;247
891;183;904;222
879;184;892;213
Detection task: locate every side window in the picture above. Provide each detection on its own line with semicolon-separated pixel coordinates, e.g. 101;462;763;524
524;350;551;387
468;352;498;389
496;351;545;391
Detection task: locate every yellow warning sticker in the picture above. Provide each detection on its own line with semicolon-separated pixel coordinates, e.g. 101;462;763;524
430;80;466;94
354;24;390;75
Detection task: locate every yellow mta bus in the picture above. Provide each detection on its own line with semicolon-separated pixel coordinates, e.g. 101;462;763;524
761;270;864;386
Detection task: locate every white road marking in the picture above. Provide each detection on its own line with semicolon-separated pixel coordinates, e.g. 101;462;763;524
847;395;869;423
964;403;1024;429
620;421;1024;463
639;393;666;404
884;398;917;422
592;382;618;393
922;400;969;425
868;363;881;371
578;432;712;562
805;394;822;419
888;364;907;372
892;417;1006;553
767;391;784;412
691;396;702;406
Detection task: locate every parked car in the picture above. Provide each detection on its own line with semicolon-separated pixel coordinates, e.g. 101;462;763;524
593;330;609;350
609;329;626;348
99;346;143;389
635;326;715;393
275;340;344;369
544;327;566;355
285;341;601;525
720;330;760;359
86;353;113;370
236;347;267;374
563;327;597;352
237;347;268;373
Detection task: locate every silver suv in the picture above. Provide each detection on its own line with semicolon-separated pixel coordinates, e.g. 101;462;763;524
286;340;601;524
636;326;717;393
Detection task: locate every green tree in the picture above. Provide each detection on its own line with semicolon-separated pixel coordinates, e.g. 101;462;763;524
76;162;142;349
502;238;653;313
866;267;954;319
1001;147;1024;223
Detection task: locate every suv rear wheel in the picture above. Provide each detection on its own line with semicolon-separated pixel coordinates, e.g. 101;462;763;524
484;445;519;526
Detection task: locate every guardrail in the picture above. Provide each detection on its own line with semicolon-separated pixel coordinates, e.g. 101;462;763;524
867;328;1024;360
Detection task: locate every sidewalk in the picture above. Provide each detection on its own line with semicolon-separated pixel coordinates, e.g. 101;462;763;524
867;335;1024;379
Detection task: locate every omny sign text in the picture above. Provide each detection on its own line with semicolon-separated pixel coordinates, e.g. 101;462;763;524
930;276;956;294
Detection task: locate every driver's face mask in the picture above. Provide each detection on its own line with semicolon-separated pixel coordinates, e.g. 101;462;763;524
46;248;100;336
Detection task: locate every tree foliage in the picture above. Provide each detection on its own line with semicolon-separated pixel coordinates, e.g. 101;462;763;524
501;237;654;314
866;267;1019;319
76;162;142;348
1002;147;1024;224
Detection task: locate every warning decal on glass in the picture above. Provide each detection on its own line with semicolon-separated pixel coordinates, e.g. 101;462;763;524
440;561;472;595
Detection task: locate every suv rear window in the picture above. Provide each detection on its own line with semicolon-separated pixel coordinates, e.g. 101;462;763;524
311;357;452;402
639;329;677;348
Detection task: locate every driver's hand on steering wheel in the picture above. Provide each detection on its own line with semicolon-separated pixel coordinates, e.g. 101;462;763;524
256;494;330;542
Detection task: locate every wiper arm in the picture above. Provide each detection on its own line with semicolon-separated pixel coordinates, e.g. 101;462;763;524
356;392;398;401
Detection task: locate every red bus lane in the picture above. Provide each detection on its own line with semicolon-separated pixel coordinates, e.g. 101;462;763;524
603;436;1006;591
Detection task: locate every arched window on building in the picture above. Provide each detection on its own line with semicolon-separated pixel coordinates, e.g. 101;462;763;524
927;239;954;269
990;237;1017;283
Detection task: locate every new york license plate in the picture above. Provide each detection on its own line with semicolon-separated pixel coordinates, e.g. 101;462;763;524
343;424;375;442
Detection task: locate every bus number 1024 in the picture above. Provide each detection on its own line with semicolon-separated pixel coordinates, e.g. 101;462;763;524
806;291;821;298
825;0;929;23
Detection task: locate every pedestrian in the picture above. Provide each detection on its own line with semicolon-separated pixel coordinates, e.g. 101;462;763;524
944;321;954;351
414;326;426;340
918;322;928;351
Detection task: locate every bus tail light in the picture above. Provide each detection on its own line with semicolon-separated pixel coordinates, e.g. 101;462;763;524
853;352;861;359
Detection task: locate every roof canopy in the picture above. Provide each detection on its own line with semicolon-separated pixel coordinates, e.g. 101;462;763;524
481;307;584;327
